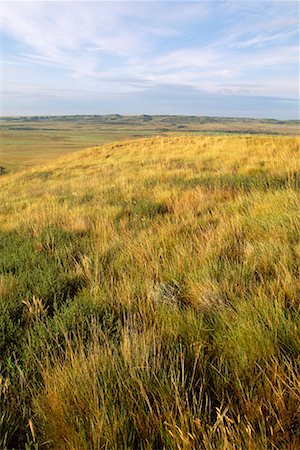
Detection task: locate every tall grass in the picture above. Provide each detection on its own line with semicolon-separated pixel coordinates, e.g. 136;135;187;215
0;135;299;449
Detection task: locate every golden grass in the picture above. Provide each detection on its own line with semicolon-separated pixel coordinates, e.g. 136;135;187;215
0;135;299;449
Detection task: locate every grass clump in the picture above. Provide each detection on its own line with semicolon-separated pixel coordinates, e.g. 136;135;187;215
0;135;299;449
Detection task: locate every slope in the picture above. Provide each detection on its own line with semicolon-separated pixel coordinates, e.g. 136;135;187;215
0;135;299;449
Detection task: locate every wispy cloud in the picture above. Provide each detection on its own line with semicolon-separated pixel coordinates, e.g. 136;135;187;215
2;0;299;117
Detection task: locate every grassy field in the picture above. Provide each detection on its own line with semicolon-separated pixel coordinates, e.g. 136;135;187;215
0;135;300;449
1;115;299;172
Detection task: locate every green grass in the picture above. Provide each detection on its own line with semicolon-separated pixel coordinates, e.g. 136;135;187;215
0;135;299;449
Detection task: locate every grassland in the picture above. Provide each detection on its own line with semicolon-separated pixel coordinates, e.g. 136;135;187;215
1;115;298;172
0;135;299;449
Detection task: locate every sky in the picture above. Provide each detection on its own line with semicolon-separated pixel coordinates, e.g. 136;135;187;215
2;0;299;119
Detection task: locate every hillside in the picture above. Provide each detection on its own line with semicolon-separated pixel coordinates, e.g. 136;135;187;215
1;115;299;173
0;135;299;449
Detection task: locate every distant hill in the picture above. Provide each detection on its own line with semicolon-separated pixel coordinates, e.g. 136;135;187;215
2;113;299;129
1;115;298;172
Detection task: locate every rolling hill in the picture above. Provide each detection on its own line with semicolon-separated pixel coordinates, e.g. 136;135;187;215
0;135;299;449
1;115;299;173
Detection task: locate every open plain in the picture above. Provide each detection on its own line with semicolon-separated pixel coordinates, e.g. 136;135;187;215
1;115;298;172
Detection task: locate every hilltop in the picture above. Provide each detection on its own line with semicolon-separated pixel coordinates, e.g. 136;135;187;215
0;135;299;449
1;115;299;173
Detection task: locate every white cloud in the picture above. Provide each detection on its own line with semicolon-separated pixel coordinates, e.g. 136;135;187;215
2;0;299;116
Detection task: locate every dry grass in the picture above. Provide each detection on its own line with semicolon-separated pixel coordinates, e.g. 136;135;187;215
0;135;299;449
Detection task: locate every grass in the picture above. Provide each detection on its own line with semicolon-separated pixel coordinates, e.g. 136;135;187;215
1;115;298;172
0;134;299;449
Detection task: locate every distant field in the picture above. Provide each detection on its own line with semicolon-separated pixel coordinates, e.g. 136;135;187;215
1;115;299;172
0;135;299;449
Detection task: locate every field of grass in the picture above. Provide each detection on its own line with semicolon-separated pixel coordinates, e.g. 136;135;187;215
0;135;299;449
1;115;298;173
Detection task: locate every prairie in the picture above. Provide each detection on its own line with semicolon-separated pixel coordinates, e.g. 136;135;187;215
1;115;298;172
0;135;299;449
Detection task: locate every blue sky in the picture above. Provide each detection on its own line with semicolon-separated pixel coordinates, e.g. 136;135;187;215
2;0;299;118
